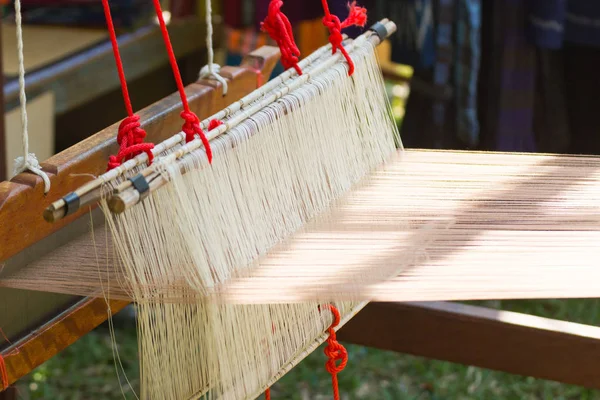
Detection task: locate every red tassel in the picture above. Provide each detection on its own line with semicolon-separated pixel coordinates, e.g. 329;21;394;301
342;2;368;29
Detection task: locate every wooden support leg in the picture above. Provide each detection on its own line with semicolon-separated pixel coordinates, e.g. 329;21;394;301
338;301;600;390
0;16;6;182
0;386;17;400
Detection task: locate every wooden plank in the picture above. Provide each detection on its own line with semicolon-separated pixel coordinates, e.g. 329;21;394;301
0;45;280;263
3;17;215;114
1;297;130;388
338;301;600;390
0;386;16;400
0;17;5;182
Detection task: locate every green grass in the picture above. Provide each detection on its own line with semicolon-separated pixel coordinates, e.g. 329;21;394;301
13;299;600;399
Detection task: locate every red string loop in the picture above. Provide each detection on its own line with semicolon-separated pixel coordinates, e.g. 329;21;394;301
0;355;7;391
208;119;223;130
102;0;154;171
321;1;368;76
181;111;213;163
322;304;347;400
261;0;302;75
107;115;155;171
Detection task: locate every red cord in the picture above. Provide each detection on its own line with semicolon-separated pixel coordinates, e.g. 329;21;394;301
0;329;18;391
323;304;347;400
102;0;154;171
151;0;212;162
0;355;7;391
260;0;302;75
321;1;368;76
208;119;223;130
265;388;271;399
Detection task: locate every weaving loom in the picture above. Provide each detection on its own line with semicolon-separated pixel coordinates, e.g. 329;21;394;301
2;0;600;398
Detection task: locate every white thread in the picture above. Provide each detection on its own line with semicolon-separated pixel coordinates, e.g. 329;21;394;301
12;0;51;193
199;0;228;95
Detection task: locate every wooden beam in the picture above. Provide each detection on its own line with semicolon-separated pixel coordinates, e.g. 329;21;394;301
2;298;129;388
3;17;215;115
338;301;600;390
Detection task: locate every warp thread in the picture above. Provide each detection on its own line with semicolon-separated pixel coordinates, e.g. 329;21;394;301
323;304;348;400
151;0;212;162
321;1;368;76
102;0;154;171
261;0;303;75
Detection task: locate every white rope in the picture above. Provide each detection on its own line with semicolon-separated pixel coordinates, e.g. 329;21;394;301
12;0;51;193
198;0;228;95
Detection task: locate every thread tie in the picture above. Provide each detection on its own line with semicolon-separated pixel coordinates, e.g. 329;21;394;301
181;110;212;163
322;304;348;400
261;0;302;75
321;1;368;76
107;115;154;171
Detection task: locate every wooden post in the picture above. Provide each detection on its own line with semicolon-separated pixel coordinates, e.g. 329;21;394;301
0;386;17;400
0;16;6;182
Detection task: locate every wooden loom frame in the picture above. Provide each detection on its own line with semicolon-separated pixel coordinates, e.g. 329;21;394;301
1;32;600;398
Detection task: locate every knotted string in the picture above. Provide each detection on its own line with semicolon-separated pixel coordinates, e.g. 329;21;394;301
0;354;7;391
323;304;348;400
199;0;228;94
260;0;302;75
321;1;367;76
151;0;212;163
12;0;51;192
102;0;154;171
106;116;154;170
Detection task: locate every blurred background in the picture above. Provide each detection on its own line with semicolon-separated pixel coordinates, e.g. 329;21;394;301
1;0;600;398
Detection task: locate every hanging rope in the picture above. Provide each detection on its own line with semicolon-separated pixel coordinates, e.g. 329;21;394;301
323;304;348;400
320;1;367;76
199;0;228;95
12;0;51;192
260;0;302;75
151;0;212;162
102;0;155;171
0;354;7;391
264;388;271;399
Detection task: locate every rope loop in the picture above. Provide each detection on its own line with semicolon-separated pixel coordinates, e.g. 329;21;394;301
199;63;229;95
321;304;348;400
107;115;154;171
323;14;344;51
321;1;368;76
261;0;302;75
180;110;213;163
13;153;51;193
